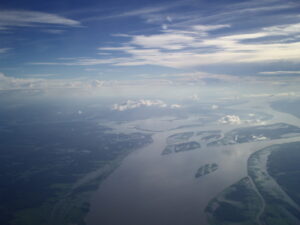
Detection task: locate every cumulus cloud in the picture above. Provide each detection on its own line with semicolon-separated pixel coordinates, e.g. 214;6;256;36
0;72;35;89
218;115;241;125
219;114;268;126
211;104;219;110
111;99;181;111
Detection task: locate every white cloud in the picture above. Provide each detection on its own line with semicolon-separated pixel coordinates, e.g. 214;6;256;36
259;71;300;75
197;0;298;25
162;24;168;30
90;80;105;88
231;3;295;14
161;71;240;85
42;29;65;34
131;33;195;50
34;20;300;68
190;94;200;101
83;2;184;22
0;48;10;53
0;72;106;90
192;24;230;31
166;16;172;23
219;113;269;126
31;57;128;66
0;10;80;30
170;104;181;109
211;104;219;110
111;99;181;111
243;92;296;98
263;23;300;36
120;5;172;17
219;115;241;125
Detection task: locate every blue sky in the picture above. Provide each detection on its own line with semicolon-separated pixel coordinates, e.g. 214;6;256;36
1;0;300;90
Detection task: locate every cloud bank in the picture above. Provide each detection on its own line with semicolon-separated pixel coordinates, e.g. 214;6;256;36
0;72;104;90
35;21;300;69
112;99;181;111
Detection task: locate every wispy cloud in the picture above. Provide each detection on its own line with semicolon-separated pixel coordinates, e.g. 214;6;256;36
223;0;296;14
0;10;80;30
0;48;10;53
112;99;167;111
259;71;300;75
0;72;105;90
32;21;300;68
82;1;186;22
25;0;300;81
42;29;65;34
112;99;181;111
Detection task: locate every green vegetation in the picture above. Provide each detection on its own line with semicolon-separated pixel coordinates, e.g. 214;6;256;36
167;132;194;144
196;130;222;142
162;141;201;155
195;163;218;178
205;177;262;225
0;121;152;225
268;142;300;207
201;134;222;141
248;143;300;225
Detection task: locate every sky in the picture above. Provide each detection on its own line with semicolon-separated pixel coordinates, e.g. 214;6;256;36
1;0;300;91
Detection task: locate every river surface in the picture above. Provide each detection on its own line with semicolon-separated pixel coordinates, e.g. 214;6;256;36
86;99;300;225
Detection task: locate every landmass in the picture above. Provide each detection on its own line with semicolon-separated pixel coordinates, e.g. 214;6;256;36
174;124;204;130
195;163;218;178
208;123;300;146
248;142;300;225
196;130;222;142
205;177;262;225
166;130;221;146
162;141;201;155
167;132;194;144
206;142;300;225
0;121;153;225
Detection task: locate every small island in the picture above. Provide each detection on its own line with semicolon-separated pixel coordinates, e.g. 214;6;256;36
195;163;218;178
162;141;201;155
166;132;194;144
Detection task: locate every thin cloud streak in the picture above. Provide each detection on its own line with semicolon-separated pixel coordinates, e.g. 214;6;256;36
259;71;300;75
82;0;188;22
0;48;11;53
0;10;81;30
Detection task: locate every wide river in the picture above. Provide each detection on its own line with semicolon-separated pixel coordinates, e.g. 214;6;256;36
86;98;300;225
